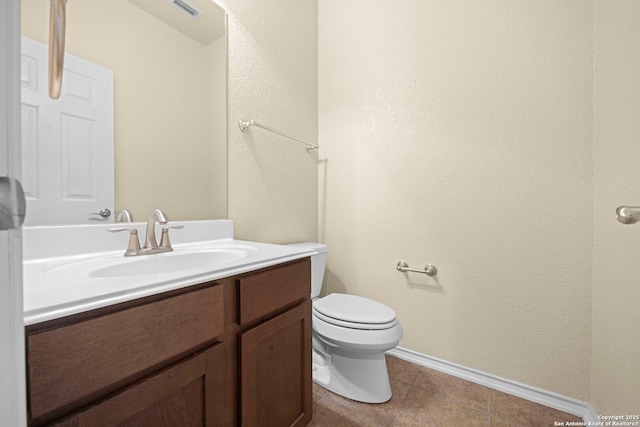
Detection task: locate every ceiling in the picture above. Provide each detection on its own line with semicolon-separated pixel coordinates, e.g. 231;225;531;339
128;0;225;45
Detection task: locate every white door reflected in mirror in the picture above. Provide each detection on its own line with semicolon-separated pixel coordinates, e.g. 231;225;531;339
20;36;114;225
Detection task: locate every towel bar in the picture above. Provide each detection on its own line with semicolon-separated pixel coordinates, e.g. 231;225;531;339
239;119;318;152
396;261;438;277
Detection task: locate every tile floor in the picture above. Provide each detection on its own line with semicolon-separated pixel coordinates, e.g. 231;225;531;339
308;355;583;427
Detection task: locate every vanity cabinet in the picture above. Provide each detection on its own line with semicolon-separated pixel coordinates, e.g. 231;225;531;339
25;257;312;427
237;259;312;427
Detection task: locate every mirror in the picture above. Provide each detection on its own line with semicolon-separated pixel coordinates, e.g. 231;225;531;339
20;0;227;225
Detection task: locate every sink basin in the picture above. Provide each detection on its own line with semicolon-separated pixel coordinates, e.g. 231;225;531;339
43;244;257;279
89;249;248;278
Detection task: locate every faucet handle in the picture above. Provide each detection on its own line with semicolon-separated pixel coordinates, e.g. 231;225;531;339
159;225;184;250
108;227;141;256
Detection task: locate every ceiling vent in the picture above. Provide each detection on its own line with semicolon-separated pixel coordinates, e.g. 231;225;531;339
167;0;203;19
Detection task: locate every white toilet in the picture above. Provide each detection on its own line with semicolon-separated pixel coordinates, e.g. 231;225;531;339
289;242;403;403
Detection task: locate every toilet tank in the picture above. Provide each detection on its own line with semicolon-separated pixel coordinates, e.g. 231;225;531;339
287;242;327;298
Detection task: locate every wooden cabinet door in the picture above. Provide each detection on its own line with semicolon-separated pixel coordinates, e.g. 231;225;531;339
240;300;312;427
51;344;226;427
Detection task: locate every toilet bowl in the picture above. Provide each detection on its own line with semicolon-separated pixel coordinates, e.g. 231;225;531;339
288;243;403;403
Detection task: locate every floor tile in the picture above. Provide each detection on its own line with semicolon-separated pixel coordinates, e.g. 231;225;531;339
310;358;586;427
489;416;524;427
313;382;329;402
308;399;386;427
309;378;410;427
386;355;421;385
412;365;490;413
489;390;583;427
393;387;489;427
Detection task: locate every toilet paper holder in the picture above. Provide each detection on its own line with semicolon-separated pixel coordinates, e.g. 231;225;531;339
396;261;438;277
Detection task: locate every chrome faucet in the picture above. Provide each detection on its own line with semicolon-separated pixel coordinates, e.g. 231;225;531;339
108;209;182;257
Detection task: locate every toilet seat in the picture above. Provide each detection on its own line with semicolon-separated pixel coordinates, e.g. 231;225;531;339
313;309;398;330
312;311;404;352
313;294;398;330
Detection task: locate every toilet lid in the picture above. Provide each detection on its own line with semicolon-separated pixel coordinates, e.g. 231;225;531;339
313;294;397;325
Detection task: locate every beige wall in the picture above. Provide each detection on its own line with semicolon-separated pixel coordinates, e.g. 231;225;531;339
21;0;226;222
221;0;318;243
593;0;640;414
319;0;593;400
207;35;228;220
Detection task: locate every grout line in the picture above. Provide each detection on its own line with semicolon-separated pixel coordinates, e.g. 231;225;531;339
488;388;492;427
389;382;413;427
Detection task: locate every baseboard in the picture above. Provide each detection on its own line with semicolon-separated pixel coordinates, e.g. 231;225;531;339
387;346;599;423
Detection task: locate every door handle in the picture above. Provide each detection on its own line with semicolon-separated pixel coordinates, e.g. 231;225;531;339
616;206;640;224
90;208;111;219
0;177;27;230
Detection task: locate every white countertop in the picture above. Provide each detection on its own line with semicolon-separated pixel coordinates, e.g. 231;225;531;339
23;221;315;325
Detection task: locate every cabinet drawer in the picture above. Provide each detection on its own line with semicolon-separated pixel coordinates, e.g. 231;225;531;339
238;258;310;326
27;284;223;425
